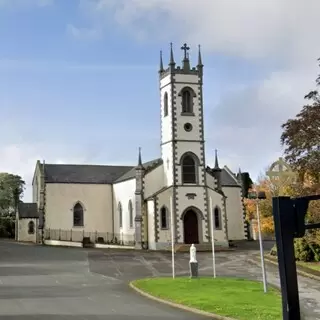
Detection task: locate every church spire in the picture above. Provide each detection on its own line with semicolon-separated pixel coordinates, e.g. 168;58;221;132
197;44;203;76
197;45;203;66
237;167;242;183
159;50;164;73
137;147;143;168
169;42;175;71
214;149;220;170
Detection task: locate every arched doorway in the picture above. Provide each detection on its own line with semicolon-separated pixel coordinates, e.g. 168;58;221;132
183;210;199;244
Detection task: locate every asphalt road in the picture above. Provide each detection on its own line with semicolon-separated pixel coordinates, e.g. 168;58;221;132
0;240;319;319
0;240;209;320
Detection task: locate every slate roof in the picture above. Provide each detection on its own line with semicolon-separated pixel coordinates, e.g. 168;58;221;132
18;203;39;219
115;158;162;183
43;159;163;184
221;168;240;187
42;159;239;187
44;164;134;184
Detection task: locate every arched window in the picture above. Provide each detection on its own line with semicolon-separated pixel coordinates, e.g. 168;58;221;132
160;207;168;229
118;202;123;228
28;221;35;234
182;154;197;184
163;92;168;117
128;200;133;228
214;207;222;230
182;90;192;113
73;202;84;227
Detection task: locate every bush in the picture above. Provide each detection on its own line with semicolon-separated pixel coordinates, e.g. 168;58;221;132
0;218;15;238
269;239;320;262
270;245;277;256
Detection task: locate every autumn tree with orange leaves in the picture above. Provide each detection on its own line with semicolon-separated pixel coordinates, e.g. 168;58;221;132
244;174;295;234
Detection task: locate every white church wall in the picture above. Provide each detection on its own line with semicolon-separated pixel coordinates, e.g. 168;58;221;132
223;186;246;240
155;187;173;249
45;183;112;235
160;81;173;143
17;218;38;243
146;199;156;250
144;164;165;199
161;143;174;186
32;162;42;206
160;75;174;187
207;189;228;245
113;178;135;243
206;172;216;189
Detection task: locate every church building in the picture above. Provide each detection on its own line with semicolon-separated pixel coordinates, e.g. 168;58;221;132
17;43;248;250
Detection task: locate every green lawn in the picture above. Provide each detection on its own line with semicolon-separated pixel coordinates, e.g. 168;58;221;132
132;277;282;320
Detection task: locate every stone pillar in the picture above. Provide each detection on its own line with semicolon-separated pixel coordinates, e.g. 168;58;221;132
134;148;145;249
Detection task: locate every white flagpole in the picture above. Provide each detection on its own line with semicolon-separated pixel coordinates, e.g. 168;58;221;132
170;195;175;279
209;197;217;278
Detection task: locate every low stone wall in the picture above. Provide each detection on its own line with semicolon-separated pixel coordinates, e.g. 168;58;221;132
44;239;135;250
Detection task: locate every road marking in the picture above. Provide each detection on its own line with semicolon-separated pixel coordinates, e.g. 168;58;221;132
0;279;3;285
157;253;184;270
107;255;123;276
137;255;160;277
101;275;121;281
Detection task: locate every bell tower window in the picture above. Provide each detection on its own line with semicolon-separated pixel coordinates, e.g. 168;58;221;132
163;92;168;117
179;86;196;115
181;153;199;184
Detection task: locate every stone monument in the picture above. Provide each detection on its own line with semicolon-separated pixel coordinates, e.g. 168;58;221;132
189;244;198;278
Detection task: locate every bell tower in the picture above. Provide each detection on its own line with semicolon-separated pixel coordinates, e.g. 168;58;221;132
159;43;205;187
159;43;209;243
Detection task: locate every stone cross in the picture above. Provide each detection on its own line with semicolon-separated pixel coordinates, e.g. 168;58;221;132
181;43;190;60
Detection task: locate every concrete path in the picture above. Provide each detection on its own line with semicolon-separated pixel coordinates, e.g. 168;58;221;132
0;240;319;319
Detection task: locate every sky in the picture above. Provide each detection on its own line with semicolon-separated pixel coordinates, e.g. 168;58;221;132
0;0;319;201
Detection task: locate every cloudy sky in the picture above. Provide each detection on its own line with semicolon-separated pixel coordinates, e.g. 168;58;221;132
0;0;319;201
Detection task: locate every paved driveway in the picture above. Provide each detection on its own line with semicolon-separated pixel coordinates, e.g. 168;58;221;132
0;240;319;320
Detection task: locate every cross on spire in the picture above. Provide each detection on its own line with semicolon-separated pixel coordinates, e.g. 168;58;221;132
181;43;190;60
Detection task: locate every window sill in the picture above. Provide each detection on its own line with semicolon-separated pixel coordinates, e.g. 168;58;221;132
181;112;195;116
160;227;169;230
72;226;84;228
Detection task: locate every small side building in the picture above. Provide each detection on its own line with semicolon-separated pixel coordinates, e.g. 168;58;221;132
16;203;39;243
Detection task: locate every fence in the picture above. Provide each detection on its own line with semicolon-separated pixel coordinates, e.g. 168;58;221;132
44;228;135;246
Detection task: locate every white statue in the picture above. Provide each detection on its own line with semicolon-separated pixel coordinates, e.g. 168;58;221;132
190;244;197;263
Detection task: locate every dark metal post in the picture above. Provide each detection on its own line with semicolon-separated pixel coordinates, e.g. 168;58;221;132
272;196;300;320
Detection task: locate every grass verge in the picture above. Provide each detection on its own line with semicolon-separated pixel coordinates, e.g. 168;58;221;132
265;255;320;276
132;277;281;320
297;261;320;272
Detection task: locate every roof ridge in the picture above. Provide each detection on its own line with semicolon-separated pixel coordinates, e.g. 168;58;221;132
45;163;134;168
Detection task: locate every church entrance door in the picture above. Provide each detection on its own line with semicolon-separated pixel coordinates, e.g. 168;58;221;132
183;210;199;244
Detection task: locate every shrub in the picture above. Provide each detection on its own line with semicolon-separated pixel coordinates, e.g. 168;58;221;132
269;238;320;262
270;245;277;256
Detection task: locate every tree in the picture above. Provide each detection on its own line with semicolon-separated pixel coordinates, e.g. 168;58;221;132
244;174;296;234
281;58;320;183
0;173;25;217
